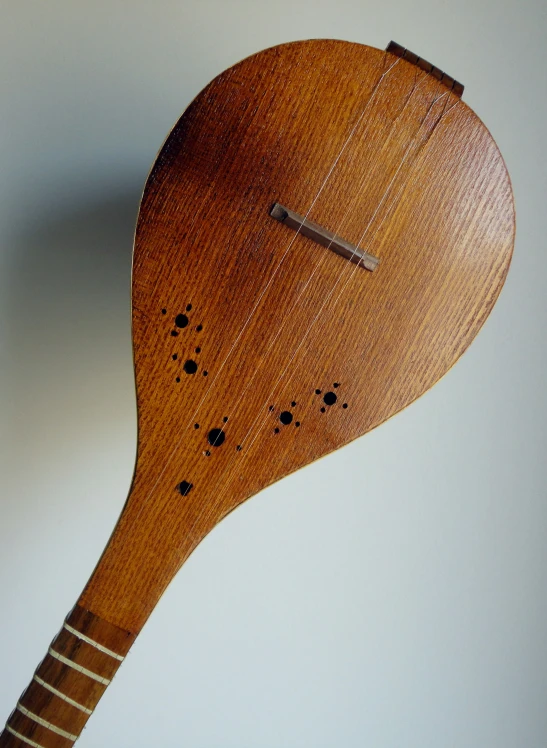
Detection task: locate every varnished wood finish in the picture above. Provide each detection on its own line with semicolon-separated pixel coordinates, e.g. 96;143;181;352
1;39;514;743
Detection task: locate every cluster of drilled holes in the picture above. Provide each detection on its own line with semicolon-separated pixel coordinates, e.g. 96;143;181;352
200;424;228;455
271;400;301;433
162;304;207;381
315;383;348;411
199;417;240;454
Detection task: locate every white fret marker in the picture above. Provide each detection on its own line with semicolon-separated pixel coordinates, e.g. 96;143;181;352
33;675;92;715
16;703;78;741
48;647;111;685
5;725;47;748
63;622;124;661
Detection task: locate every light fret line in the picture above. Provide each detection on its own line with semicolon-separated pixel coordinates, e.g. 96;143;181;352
16;702;78;741
33;675;92;715
48;647;111;685
5;725;47;748
63;622;124;661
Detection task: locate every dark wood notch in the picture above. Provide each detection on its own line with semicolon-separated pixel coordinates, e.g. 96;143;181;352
386;41;464;98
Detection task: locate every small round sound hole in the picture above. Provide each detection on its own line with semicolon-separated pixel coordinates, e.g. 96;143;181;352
323;392;337;406
279;411;293;425
175;314;189;328
183;359;198;374
208;428;225;447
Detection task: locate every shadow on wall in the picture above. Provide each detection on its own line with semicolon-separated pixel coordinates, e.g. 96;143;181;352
2;185;142;475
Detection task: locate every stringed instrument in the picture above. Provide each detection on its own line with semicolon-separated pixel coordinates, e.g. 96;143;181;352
0;39;514;747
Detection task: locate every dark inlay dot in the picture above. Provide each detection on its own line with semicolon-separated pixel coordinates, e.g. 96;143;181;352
343;403;348;409
161;308;167;315
195;347;201;353
320;407;326;413
208;428;225;447
333;382;340;388
291;401;297;407
236;445;242;451
176;377;181;383
315;389;321;395
177;481;193;496
196;324;203;332
186;304;192;312
323;391;337;406
183;359;198;375
175;314;189;328
295;421;301;427
171;330;179;337
172;354;178;360
269;405;274;412
203;370;208;376
274;427;280;434
279;411;293;425
194;423;200;429
205;450;211;457
223;416;228;423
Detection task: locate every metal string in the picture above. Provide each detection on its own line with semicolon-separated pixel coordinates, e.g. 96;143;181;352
197;65;429;440
124;51;403;526
238;88;457;458
174;80;461;555
185;52;402;430
202;75;459;458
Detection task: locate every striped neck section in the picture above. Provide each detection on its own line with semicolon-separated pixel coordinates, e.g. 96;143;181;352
0;605;135;747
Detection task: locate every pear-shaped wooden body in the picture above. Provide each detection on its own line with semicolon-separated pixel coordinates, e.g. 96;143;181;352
79;39;515;633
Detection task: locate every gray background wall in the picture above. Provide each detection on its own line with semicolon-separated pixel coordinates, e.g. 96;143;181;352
1;1;546;746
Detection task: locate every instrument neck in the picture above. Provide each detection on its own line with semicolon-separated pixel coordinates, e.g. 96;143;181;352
0;605;134;747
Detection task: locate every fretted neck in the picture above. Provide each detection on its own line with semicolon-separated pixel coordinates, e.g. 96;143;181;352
0;606;134;747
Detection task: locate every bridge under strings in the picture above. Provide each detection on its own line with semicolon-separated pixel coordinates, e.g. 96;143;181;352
269;203;380;272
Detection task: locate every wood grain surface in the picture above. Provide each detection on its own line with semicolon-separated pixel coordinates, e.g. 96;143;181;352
0;38;514;746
